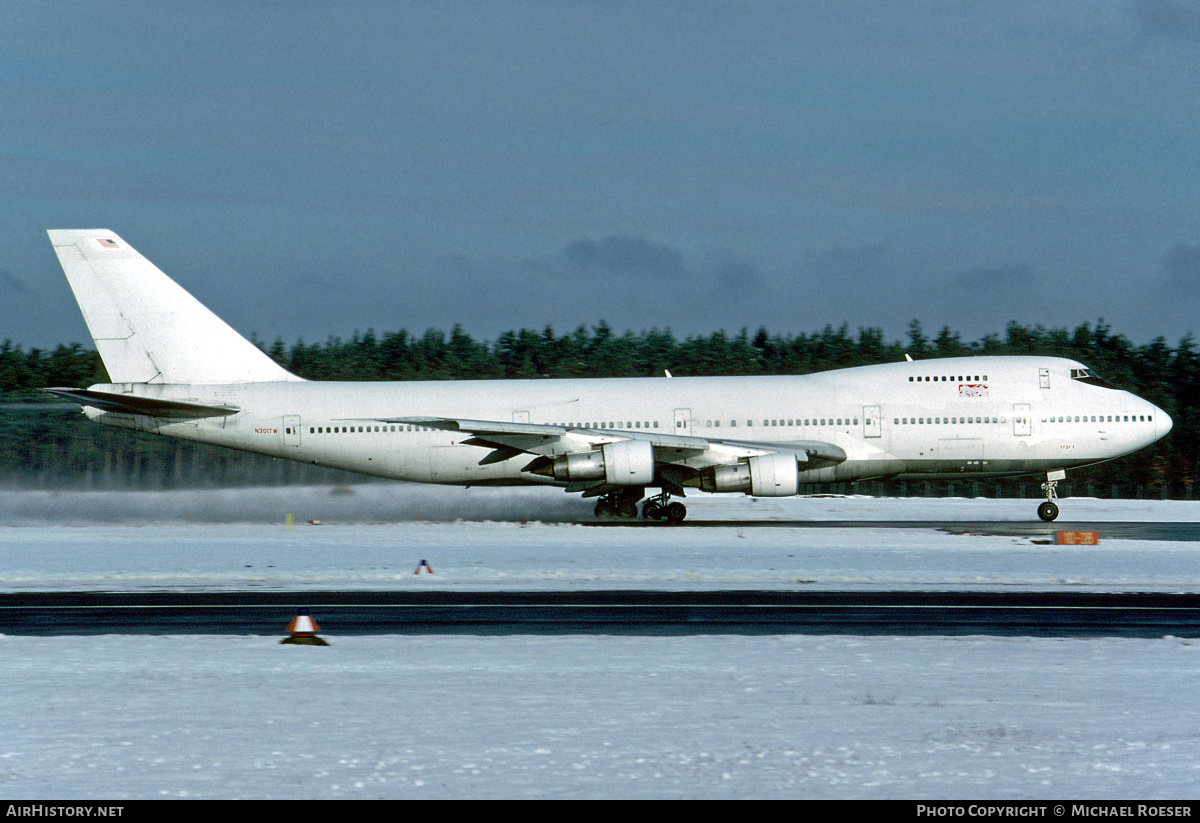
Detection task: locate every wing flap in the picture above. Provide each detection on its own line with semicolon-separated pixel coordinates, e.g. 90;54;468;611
380;416;712;452
371;415;846;472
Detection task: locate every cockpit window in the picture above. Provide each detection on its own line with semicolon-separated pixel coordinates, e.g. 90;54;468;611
1071;367;1115;389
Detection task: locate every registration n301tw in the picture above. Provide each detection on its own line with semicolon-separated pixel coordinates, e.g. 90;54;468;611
45;230;1172;522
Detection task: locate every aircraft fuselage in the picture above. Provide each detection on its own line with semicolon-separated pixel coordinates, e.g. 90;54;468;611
81;354;1168;487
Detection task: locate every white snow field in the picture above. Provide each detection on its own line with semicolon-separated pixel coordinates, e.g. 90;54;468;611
2;486;1200;798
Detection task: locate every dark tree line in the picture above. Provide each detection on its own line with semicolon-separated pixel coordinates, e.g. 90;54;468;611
1;319;1196;494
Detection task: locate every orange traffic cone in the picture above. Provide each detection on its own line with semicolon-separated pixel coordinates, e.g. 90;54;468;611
281;608;329;645
414;559;434;574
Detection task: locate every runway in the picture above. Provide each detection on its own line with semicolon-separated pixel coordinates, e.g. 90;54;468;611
585;519;1200;540
4;590;1200;637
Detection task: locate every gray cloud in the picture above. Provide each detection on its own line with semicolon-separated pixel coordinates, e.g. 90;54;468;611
950;264;1034;292
0;269;28;295
560;236;686;280
1162;243;1200;294
706;250;763;294
806;245;890;279
1133;0;1200;40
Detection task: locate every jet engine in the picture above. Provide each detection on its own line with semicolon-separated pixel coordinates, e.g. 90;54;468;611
699;453;799;496
550;439;655;485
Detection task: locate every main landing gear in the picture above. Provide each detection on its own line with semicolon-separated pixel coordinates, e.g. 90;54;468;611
594;493;640;520
641;492;687;524
1038;470;1065;522
593;491;687;524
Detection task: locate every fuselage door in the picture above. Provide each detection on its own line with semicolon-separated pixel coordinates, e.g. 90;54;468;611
674;407;692;436
1039;368;1050;389
283;414;301;447
863;405;881;438
1013;403;1031;437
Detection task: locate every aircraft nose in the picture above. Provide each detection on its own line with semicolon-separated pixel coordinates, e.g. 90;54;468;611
1155;405;1173;441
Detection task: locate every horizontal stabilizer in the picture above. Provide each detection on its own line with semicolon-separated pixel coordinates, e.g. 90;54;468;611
43;388;240;418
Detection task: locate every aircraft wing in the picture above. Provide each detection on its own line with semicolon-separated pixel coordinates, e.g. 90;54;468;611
377;415;845;493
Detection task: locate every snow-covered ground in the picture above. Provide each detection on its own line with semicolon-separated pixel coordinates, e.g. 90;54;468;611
2;486;1200;593
2;486;1199;798
4;634;1199;799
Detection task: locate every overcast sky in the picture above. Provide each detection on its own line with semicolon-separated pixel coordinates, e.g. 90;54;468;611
3;1;1200;351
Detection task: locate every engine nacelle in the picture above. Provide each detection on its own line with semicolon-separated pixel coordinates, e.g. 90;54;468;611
552;439;655;485
699;453;799;497
601;439;655;485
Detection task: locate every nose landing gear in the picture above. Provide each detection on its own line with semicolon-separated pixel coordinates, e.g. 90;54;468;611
1038;470;1064;521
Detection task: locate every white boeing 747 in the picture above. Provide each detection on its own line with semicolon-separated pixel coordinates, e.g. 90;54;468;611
45;229;1171;522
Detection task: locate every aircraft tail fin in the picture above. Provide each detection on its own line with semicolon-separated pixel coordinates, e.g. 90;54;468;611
47;230;301;384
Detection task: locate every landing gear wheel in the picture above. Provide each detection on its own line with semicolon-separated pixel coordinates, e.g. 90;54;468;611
1037;501;1059;522
594;499;615;518
617;500;639;519
642;501;664;520
665;502;687;524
